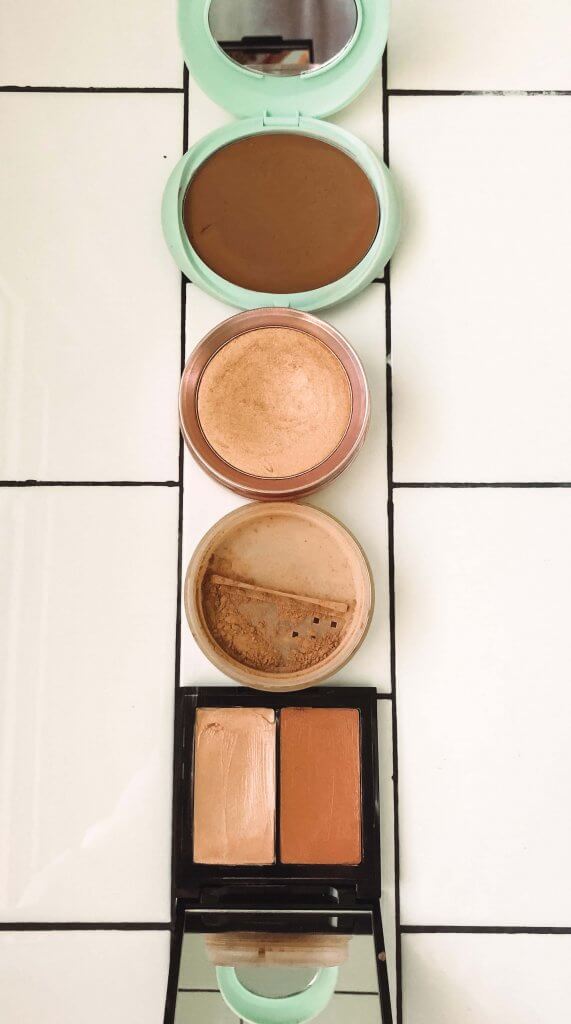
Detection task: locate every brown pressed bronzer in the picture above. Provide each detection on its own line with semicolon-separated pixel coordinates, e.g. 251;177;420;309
183;133;380;293
280;707;362;865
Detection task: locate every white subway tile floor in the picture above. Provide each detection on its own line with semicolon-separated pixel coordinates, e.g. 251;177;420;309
389;94;571;483
401;932;571;1024
0;486;178;921
0;930;170;1024
1;1;570;1021
0;0;181;88
393;488;571;927
0;92;182;482
388;0;571;92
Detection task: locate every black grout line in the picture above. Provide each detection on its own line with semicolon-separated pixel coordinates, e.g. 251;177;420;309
182;66;189;154
382;49;403;1024
0;922;172;931
178;989;383;996
177;989;219;994
401;925;571;935
0;480;179;487
388;88;571;97
0;85;184;93
170;63;189;927
394;482;571;489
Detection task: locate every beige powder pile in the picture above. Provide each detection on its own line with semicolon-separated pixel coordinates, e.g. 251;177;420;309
202;576;347;673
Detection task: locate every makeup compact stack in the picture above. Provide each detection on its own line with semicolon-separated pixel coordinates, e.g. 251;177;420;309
162;1;399;1022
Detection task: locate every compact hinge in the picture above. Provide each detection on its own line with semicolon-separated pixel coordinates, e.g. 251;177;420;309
262;111;301;127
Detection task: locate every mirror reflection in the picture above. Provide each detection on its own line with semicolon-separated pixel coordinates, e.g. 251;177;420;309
208;0;359;76
235;965;320;998
173;909;383;1023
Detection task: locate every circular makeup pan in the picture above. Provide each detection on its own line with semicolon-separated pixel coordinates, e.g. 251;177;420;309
184;502;373;692
180;308;369;500
198;327;351;477
182;133;380;295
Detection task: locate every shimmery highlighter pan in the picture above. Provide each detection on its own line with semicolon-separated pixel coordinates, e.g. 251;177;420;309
179;307;370;502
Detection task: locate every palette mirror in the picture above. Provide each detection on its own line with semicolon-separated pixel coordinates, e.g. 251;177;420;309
172;909;385;1023
208;0;359;76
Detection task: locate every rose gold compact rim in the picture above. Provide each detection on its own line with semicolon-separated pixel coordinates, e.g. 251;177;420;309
184;501;374;693
179;308;370;500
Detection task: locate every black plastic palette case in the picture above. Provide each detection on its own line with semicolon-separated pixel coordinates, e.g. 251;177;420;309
165;686;392;1023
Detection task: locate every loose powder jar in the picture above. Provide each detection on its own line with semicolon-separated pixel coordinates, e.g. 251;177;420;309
184;502;373;691
162;0;399;311
180;308;369;500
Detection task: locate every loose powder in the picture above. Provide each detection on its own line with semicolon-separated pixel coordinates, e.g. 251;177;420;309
197;327;352;478
202;578;347;673
183;133;380;294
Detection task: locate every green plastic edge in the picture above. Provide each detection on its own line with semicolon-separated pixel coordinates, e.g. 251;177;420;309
161;115;400;312
216;966;339;1024
178;0;390;119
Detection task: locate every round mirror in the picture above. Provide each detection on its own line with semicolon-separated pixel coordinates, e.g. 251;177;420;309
208;0;359;77
235;966;320;998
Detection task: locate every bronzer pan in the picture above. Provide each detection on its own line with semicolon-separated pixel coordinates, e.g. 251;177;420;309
162;0;399;311
185;502;373;691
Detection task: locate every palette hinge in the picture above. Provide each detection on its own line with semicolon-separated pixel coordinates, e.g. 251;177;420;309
262;111;302;128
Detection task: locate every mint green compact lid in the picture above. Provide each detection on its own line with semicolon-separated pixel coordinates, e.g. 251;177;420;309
178;0;389;118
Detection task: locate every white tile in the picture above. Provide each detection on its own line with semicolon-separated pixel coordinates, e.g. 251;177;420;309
0;0;180;88
389;0;571;91
0;486;178;920
180;285;390;691
187;75;233;147
394;488;571;925
317;286;389;690
328;68;384;157
0;93;182;481
390;96;571;482
402;932;571;1024
0;929;170;1024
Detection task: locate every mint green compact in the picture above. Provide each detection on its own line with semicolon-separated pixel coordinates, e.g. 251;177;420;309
162;0;399;311
217;966;339;1024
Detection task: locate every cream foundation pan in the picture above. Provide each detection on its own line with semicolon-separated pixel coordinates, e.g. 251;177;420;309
184;502;373;691
179;308;369;501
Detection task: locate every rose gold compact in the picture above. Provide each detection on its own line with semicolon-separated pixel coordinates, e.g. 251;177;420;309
179;308;369;500
184;502;373;692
